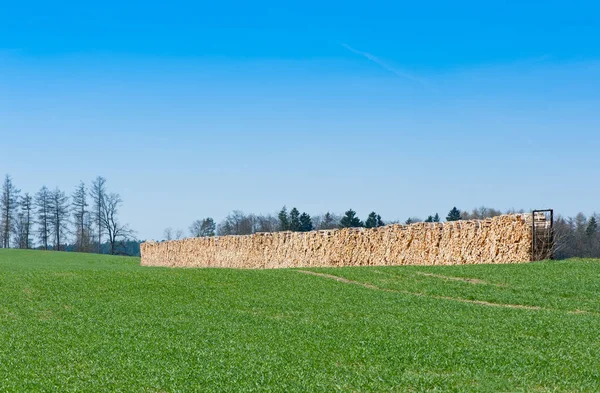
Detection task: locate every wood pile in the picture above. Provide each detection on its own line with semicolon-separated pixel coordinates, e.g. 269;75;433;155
140;214;535;269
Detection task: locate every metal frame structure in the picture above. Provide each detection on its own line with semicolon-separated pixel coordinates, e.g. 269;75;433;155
532;209;554;261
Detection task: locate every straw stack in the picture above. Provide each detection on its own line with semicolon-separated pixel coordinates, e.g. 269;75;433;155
140;214;535;269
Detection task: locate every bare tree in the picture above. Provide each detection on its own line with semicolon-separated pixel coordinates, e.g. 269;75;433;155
163;227;173;241
14;193;33;249
175;229;184;240
35;186;51;250
14;213;28;249
190;218;217;237
83;213;96;251
255;214;278;233
101;193;134;254
90;176;106;253
313;212;341;230
463;206;504;220
1;175;20;248
49;188;70;251
217;211;256;235
72;181;90;252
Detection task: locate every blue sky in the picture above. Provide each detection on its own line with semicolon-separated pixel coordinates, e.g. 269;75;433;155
1;0;599;240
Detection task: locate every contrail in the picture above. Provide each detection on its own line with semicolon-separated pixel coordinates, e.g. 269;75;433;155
340;43;430;86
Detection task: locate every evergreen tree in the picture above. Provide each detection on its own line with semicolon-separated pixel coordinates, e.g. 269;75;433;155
299;213;313;232
190;217;216;237
365;212;384;228
200;218;216;237
278;206;290;231
425;215;434;223
365;212;377;228
340;209;363;228
446;207;462;222
587;217;598;237
433;213;440;222
289;208;301;231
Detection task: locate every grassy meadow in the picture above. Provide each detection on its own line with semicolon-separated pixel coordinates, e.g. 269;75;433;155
1;249;599;392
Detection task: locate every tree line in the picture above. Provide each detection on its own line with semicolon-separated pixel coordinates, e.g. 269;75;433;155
166;206;496;240
1;174;135;255
169;206;599;260
3;172;597;260
554;213;600;259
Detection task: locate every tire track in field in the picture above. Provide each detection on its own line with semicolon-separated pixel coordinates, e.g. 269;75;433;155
296;270;598;316
372;268;508;287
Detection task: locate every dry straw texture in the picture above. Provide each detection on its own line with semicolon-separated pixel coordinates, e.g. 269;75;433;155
141;214;535;269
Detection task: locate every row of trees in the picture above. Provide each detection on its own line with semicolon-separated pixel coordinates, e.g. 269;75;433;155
555;213;600;259
0;175;134;254
165;206;599;260
166;206;492;240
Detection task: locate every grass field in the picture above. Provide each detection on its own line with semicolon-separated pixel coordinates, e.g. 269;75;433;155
1;249;599;392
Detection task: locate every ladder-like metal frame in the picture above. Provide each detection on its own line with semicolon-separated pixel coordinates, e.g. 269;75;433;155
532;209;554;261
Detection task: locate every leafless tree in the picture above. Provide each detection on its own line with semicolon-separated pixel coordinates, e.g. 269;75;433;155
90;176;106;253
14;193;33;249
313;212;341;230
190;218;216;237
72;181;90;252
175;229;184;240
101;193;134;254
217;211;256;235
49;188;70;251
163;227;174;241
463;206;503;220
1;175;20;248
255;214;278;233
35;186;52;250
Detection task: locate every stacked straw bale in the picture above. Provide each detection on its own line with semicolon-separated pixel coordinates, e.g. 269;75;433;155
141;214;535;269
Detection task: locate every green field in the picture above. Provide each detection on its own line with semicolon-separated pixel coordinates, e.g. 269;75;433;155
1;250;599;392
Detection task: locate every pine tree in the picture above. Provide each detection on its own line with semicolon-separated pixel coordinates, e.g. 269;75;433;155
433;213;440;222
278;206;290;231
365;212;377;228
289;208;301;231
299;213;313;232
365;212;383;228
446;207;461;222
200;218;216;237
425;215;434;223
340;209;363;228
587;217;598;237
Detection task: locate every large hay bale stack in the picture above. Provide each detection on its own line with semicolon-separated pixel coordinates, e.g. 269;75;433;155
140;214;535;268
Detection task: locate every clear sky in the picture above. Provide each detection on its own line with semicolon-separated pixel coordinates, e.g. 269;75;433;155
1;0;599;240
